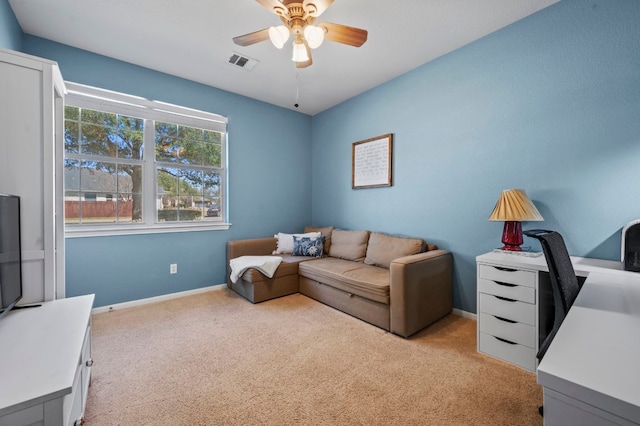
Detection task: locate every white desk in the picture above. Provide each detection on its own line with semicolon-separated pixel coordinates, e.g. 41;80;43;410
537;271;640;425
476;251;640;425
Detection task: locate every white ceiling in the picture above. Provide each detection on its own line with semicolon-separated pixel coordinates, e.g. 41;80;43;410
9;0;559;116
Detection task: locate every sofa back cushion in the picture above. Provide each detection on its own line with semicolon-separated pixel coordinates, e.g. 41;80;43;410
328;229;370;262
364;232;425;269
304;226;334;254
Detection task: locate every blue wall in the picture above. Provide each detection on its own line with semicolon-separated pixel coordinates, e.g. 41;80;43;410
21;37;313;308
4;0;640;313
0;0;22;50
311;0;640;313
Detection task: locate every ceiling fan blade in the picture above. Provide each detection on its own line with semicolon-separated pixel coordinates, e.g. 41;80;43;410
296;41;313;68
256;0;288;16
303;0;334;17
233;28;270;46
320;22;368;47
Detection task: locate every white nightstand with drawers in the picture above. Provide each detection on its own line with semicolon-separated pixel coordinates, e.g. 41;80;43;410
476;252;553;372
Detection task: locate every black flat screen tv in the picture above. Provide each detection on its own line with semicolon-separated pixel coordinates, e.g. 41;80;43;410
0;194;22;320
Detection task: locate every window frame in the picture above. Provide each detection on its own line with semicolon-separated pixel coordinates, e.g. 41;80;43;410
64;82;230;237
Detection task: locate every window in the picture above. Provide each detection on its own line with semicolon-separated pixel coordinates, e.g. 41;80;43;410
64;82;228;236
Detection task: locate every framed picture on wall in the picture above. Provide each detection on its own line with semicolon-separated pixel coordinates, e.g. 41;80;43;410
352;134;393;189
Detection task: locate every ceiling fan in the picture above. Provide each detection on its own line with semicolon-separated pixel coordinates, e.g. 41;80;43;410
233;0;368;68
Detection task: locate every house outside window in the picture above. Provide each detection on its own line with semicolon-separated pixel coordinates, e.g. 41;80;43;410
64;82;228;237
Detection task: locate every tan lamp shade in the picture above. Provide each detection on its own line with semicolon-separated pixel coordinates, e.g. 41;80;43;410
488;189;544;222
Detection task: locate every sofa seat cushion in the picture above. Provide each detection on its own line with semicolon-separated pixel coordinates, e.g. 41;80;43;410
240;255;308;283
299;258;389;304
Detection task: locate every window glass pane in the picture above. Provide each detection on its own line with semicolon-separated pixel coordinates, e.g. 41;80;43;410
155;135;181;163
81;109;116;126
64;115;79;154
116;115;144;159
204;171;222;198
118;115;144;132
155;122;177;138
204;171;222;221
178;195;203;221
178;125;203;141
204;202;221;219
159;195;200;222
118;164;143;222
157;167;207;222
115;193;133;223
129;193;143;223
80;193;114;223
81;124;117;156
64;157;82;225
203;143;221;168
157;167;179;222
65;105;79;120
78;110;144;159
156;123;217;167
64;106;146;225
64;159;80;191
157;194;176;222
204;130;221;144
65;191;80;224
178;139;204;166
79;160;117;192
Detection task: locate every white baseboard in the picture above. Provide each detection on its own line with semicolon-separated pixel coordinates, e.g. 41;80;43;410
453;308;477;320
92;283;227;314
92;285;479;321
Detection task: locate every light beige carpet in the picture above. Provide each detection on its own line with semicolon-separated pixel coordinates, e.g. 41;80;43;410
85;289;542;425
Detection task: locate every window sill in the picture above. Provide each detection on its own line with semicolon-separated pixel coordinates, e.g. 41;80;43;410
64;222;231;238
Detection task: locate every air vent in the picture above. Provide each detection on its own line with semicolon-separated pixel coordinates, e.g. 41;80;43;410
228;52;259;71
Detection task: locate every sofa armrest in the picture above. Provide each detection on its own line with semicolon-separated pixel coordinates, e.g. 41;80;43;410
226;237;278;284
389;250;453;337
227;237;277;259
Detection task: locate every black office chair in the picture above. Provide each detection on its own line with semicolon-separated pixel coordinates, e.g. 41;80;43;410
523;229;581;417
523;229;580;360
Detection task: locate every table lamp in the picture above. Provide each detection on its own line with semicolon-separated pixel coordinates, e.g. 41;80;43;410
489;189;544;251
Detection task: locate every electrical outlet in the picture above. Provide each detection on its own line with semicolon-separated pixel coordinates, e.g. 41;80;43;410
170;263;177;274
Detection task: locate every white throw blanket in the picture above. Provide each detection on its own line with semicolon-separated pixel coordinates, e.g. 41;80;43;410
229;255;283;284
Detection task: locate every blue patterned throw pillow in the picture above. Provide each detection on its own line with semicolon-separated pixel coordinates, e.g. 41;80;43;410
292;236;325;257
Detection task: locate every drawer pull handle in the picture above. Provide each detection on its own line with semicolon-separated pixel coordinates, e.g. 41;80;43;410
86;358;94;367
494;295;517;302
493;315;517;324
495;281;517;288
494;336;517;345
494;266;517;272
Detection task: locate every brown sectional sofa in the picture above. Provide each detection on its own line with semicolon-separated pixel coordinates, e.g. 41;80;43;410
226;227;453;337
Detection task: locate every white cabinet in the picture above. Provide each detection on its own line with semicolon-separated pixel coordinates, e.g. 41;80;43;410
0;48;66;303
0;295;94;426
476;257;552;372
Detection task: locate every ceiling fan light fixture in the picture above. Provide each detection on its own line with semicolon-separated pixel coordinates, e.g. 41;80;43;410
303;25;324;49
233;0;368;68
268;25;290;49
291;39;309;62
